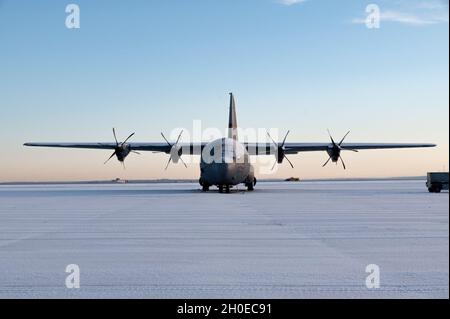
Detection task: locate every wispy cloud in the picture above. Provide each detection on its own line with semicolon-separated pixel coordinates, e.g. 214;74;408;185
352;0;449;26
277;0;307;6
381;10;440;25
352;10;440;26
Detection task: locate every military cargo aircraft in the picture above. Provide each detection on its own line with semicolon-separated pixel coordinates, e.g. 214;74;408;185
25;93;436;193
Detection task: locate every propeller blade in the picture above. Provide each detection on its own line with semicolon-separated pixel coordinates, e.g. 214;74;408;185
266;131;278;147
161;132;171;146
104;151;117;164
327;129;336;146
161;132;186;169
322;156;332;167
341;147;359;153
123;132;135;144
179;156;188;168
281;130;290;147
164;156;172;170
338;131;350;146
112;128;119;146
340;155;346;170
271;160;277;171
175;130;183;145
284;155;294;169
121;161;126;170
131;151;141;155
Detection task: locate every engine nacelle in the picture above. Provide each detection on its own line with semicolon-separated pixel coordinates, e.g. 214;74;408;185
276;147;285;164
326;147;341;163
115;145;131;162
170;144;183;164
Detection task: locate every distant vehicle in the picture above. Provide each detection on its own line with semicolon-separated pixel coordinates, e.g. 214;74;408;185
112;178;128;184
426;172;449;193
285;177;300;182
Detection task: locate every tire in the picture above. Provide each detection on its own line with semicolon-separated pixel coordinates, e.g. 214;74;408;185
429;184;442;193
245;177;256;191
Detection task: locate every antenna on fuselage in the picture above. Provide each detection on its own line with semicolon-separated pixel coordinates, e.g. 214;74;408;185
228;92;238;141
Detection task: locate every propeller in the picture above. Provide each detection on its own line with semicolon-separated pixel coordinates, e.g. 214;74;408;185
322;129;358;170
161;130;187;170
104;128;138;168
267;130;294;170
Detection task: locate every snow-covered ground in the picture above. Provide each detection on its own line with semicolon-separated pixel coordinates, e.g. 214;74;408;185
0;180;448;298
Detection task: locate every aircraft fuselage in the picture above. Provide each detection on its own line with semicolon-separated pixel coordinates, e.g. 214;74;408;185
199;138;255;192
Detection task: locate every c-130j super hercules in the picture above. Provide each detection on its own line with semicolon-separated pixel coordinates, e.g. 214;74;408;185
25;93;436;193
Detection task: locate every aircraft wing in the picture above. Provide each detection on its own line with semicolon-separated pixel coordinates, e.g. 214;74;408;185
25;142;436;155
23;142;206;154
244;142;437;155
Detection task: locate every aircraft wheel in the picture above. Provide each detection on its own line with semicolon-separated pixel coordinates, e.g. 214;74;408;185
218;185;224;193
202;184;209;192
247;183;254;191
225;185;231;193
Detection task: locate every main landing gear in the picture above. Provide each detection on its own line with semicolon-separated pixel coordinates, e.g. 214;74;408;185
199;179;210;192
245;177;257;192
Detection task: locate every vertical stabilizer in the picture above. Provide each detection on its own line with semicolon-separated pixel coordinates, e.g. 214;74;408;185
228;93;238;140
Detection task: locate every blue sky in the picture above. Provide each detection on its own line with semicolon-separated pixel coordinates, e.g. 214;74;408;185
0;0;448;181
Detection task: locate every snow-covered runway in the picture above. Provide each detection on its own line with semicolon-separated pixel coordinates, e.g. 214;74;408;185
0;180;448;298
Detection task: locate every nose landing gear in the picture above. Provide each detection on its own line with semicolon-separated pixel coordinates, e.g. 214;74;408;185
199;179;210;192
218;185;231;193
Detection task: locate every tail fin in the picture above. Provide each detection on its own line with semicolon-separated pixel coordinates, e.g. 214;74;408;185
228;92;238;140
